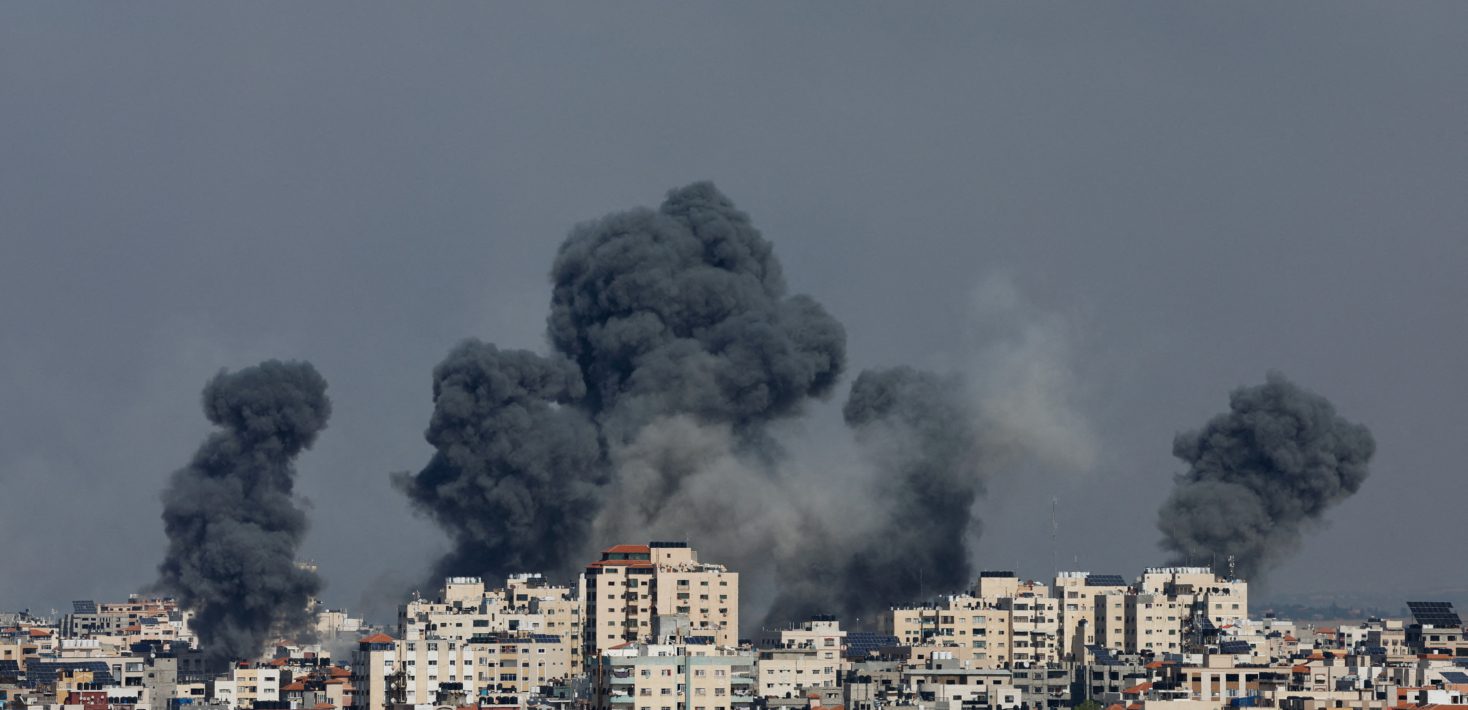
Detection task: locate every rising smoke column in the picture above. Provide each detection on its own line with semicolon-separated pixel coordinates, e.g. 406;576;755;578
548;181;846;444
767;366;983;625
157;360;331;663
1157;372;1375;581
397;182;848;583
393;341;602;580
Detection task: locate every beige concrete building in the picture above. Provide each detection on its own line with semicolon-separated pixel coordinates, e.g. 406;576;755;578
399;573;584;676
1139;567;1248;639
757;616;845;665
590;642;756;710
754;616;846;700
584;543;738;660
347;632;396;710
1053;572;1130;662
890;595;1012;668
1125;592;1184;655
211;665;282;709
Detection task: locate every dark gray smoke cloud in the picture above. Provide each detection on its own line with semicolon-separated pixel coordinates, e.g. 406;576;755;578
157;360;331;663
392;341;602;580
1157;372;1375;581
767;366;983;625
397;182;848;583
548;181;846;443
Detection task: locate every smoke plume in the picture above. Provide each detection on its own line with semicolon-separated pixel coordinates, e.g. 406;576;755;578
1157;372;1375;581
393;341;602;580
157;360;331;663
765;367;985;624
397;182;847;583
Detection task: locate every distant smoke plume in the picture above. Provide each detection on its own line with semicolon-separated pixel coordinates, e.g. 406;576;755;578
397;182;847;583
767;367;984;624
1157;372;1375;581
157;360;331;663
398;184;1094;628
393;341;602;580
547;181;846;443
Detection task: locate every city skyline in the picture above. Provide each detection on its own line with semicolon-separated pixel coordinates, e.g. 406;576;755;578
4;3;1466;626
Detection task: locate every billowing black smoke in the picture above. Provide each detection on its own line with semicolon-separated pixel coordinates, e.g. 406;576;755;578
397;182;847;582
1157;372;1375;581
767;367;983;625
392;341;602;580
157;360;331;663
547;181;846;443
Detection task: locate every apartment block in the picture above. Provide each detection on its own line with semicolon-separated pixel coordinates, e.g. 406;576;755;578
589;642;755;710
584;543;738;660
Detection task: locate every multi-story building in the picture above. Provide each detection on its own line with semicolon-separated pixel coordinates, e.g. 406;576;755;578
210;664;282;709
754;616;845;701
1139;566;1249;649
1124;592;1184;655
890;595;1012;668
1052;572;1129;662
399;574;584;677
589;642;755;710
348;632;396;710
584;543;738;660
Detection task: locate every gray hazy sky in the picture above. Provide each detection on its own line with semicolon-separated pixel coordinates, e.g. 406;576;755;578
2;3;1465;620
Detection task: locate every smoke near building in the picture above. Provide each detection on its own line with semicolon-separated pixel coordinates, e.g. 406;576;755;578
1157;372;1376;582
397;182;847;584
156;360;331;663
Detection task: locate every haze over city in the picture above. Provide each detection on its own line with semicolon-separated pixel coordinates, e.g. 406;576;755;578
2;2;1466;628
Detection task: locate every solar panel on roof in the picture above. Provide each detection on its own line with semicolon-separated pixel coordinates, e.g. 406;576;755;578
1440;671;1468;684
72;601;97;614
1086;645;1118;665
25;661;115;688
844;632;898;658
1085;575;1126;587
1219;640;1253;654
1408;602;1462;628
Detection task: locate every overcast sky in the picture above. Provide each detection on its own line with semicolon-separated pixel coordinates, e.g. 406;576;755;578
2;3;1465;621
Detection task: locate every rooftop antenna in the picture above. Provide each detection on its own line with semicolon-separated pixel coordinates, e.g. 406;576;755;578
1227;555;1237;581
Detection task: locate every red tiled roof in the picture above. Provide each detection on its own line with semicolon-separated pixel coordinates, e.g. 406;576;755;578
1123;682;1152;695
606;544;651;554
28;629;52;637
329;667;351;678
283;682;306;692
359;633;393;644
1106;704;1125;710
1293;665;1311;673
